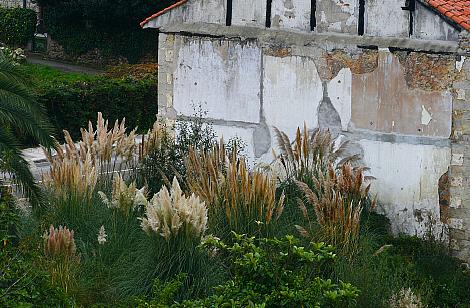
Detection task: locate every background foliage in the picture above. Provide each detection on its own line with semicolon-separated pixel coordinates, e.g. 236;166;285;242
0;8;37;47
37;0;177;62
24;64;158;141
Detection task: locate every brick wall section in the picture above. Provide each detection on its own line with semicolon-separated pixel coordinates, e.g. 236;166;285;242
450;31;470;261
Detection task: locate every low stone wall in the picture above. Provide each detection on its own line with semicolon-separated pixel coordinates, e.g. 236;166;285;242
157;23;470;260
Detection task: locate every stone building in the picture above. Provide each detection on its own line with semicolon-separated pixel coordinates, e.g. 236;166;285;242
141;0;470;261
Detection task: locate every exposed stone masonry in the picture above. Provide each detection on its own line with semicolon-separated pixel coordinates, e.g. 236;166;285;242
449;32;470;261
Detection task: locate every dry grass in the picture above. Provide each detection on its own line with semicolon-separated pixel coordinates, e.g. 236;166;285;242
296;164;375;257
43;225;79;293
43;113;170;198
274;124;360;183
98;174;147;216
43;225;77;258
186;140;284;236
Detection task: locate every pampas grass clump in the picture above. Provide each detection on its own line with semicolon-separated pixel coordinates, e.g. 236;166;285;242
186;140;284;238
98;174;147;216
141;177;207;241
43;225;79;293
296;164;375;257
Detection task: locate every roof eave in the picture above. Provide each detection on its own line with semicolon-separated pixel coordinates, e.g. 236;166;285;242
140;0;189;28
416;0;467;32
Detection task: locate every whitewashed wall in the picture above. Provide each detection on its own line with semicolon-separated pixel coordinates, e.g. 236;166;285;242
144;0;460;42
232;0;267;27
271;0;311;31
413;2;459;41
365;0;410;37
143;0;226;29
157;33;455;240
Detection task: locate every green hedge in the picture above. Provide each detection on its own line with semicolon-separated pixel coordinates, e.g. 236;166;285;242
27;65;158;141
0;8;37;46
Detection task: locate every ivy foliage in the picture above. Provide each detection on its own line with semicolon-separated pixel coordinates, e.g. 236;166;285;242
0;8;37;47
37;0;177;62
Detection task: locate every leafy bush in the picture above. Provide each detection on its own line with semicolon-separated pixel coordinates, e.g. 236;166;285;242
0;187;19;247
140;113;216;195
0;8;36;47
38;0;172;62
104;63;159;80
23;64;158;141
176;233;359;307
0;46;26;65
0;246;74;307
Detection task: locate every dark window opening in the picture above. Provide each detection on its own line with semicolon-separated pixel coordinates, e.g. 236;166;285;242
402;0;416;37
358;0;365;35
266;0;272;28
310;0;316;31
226;0;233;26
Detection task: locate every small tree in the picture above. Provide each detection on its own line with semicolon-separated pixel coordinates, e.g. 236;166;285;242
0;55;55;204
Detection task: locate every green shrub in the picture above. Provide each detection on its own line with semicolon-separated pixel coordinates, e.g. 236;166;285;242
0;8;37;47
0;187;19;247
25;64;158;141
175;233;359;307
39;0;167;62
0;246;75;307
388;236;470;307
140;113;216;196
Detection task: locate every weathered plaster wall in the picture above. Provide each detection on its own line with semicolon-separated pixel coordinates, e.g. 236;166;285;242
173;38;261;124
413;2;460;41
157;28;461;243
365;0;409;37
351;51;453;138
145;0;461;42
316;0;359;34
361;139;451;239
271;0;311;31
143;0;226;29
232;0;267;27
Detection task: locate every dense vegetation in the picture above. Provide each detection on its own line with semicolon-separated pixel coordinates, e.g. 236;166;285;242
0;51;55;204
0;8;37;47
22;63;158;142
0;55;469;307
1;109;469;307
37;0;177;62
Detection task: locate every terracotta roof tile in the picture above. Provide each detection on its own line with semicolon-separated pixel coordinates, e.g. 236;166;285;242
421;0;470;31
140;0;188;28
